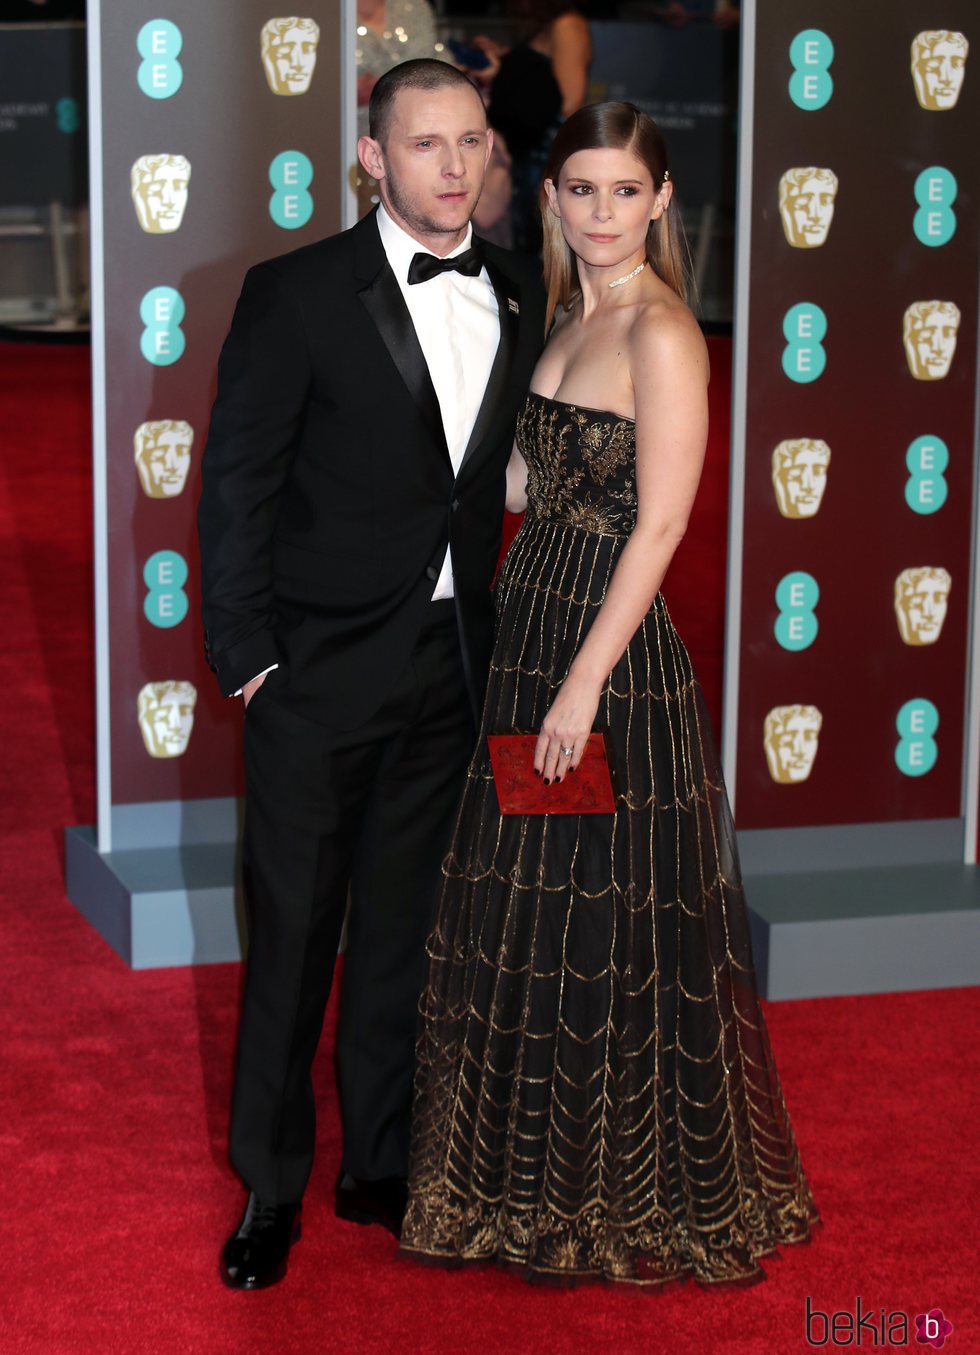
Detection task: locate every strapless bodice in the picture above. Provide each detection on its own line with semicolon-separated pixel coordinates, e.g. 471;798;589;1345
515;391;637;536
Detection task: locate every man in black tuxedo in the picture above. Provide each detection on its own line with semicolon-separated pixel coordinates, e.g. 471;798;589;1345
198;59;544;1289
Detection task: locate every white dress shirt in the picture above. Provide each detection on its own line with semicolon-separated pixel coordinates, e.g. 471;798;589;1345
376;202;500;599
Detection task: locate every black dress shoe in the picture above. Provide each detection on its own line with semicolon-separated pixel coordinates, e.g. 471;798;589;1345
334;1171;407;1237
220;1193;302;1290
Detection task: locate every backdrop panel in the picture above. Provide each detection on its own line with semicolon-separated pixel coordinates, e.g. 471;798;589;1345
67;1;347;966
727;0;978;831
725;0;980;995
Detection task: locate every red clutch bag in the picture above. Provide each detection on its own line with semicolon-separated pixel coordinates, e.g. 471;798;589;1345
487;732;616;815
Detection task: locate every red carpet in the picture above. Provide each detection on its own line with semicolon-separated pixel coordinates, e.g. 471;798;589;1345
1;341;978;1354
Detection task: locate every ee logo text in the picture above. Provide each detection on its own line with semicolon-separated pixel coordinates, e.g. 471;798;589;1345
143;550;189;628
137;19;183;100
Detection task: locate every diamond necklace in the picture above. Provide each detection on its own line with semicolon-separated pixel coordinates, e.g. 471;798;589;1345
608;260;647;289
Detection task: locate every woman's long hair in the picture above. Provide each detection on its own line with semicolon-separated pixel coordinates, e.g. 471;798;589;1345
540;102;690;330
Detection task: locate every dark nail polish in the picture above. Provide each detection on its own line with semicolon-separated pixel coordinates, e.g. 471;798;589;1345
555;776;562;784
543;777;551;785
533;768;541;777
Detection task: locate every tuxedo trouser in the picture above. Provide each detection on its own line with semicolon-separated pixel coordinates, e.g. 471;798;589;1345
231;608;473;1205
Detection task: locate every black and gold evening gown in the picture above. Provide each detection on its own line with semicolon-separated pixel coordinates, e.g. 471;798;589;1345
400;393;819;1287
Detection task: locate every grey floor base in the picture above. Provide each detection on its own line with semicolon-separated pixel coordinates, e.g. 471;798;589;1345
745;863;980;1000
65;823;980;997
64;825;245;969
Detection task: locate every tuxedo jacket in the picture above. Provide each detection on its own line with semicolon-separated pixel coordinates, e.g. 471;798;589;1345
198;210;545;730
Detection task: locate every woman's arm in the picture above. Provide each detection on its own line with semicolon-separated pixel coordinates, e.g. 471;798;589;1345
505;443;529;513
549;12;592;117
534;307;708;780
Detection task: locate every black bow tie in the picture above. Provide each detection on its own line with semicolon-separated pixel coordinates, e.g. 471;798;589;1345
407;245;483;286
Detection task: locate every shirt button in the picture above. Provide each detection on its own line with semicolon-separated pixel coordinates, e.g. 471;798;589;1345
425;565;439;580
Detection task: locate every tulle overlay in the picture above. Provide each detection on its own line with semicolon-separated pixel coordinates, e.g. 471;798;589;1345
401;394;818;1287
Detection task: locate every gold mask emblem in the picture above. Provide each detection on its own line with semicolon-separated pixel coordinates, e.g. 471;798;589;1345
911;31;969;110
764;705;822;784
134;420;193;499
903;301;960;381
772;439;831;518
894;567;952;646
261;17;320;95
778;168;838;248
138;681;198;758
130;154;191;234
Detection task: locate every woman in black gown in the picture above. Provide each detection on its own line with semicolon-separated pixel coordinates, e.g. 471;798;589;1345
400;102;819;1288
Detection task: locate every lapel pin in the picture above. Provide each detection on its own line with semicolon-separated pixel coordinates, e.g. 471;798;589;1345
507;298;520;315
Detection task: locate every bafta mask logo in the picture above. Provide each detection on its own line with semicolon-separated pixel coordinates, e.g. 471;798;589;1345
261;18;320;96
903;301;960;381
134;420;193;498
764;705;822;784
894;567;952;646
130;154;191;234
779;168;838;248
911;31;969;110
772;439;831;518
137;680;197;758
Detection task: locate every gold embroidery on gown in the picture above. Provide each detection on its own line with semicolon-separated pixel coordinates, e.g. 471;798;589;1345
400;393;819;1287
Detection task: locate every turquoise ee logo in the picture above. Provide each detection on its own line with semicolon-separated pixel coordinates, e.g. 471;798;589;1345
56;98;79;133
140;287;185;366
914;167;957;246
789;30;833;110
782;303;827;383
895;699;938;777
137;19;183;99
906;435;948;514
143;550;189;628
269;151;313;229
775;571;818;651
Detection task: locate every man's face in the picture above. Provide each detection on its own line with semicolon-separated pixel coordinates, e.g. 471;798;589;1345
773;440;830;518
896;570;951;645
765;707;821;783
913;36;968;109
139;683;197;757
363;85;491;244
267;24;318;95
132;158;190;234
135;422;192;498
782;174;836;247
906;307;959;380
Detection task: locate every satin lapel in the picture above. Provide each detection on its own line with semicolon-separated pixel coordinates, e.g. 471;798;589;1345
356;230;450;468
455;257;521;482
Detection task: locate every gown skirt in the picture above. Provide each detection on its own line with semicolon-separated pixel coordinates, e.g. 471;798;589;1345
400;393;819;1287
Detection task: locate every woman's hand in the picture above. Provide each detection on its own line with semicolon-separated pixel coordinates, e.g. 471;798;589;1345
535;674;603;784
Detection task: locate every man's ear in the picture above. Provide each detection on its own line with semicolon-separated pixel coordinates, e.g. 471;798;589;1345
357;135;385;181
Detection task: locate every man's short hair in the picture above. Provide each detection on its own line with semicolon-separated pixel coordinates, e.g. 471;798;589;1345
369;59;482;144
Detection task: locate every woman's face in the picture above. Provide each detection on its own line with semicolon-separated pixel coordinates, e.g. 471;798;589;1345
544;146;667;274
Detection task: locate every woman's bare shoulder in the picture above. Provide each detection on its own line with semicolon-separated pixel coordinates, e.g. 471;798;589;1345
628;289;707;377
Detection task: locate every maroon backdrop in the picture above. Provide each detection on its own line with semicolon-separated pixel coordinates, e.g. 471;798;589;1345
732;0;977;829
